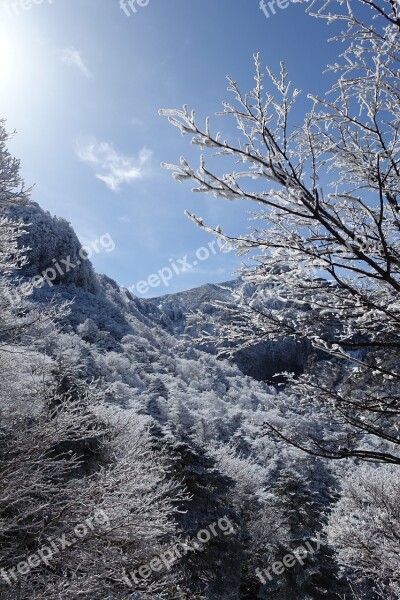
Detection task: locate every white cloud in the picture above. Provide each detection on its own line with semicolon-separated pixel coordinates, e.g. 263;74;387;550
76;137;153;191
60;47;92;78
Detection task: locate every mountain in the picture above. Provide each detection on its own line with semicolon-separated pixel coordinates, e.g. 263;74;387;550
0;199;347;600
146;281;311;383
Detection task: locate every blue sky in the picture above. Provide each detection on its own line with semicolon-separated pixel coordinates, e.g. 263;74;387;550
0;0;341;297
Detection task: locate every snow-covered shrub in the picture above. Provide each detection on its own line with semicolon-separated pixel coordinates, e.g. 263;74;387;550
326;464;400;599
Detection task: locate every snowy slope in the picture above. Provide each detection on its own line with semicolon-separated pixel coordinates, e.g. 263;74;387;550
0;199;350;600
2;200;281;444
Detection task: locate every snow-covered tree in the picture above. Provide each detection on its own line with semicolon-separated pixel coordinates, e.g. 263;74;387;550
160;0;400;464
325;464;400;599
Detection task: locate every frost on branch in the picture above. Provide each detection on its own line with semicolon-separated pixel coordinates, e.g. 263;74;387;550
160;3;400;465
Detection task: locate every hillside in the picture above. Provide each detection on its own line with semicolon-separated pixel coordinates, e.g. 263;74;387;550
0;198;349;599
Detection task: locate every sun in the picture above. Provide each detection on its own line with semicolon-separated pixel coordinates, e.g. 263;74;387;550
0;26;24;87
0;30;11;81
0;19;53;116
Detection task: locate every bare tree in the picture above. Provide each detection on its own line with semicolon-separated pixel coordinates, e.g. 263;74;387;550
160;0;400;464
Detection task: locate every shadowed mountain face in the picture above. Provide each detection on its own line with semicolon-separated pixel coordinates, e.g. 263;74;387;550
145;282;311;383
3;202;99;293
